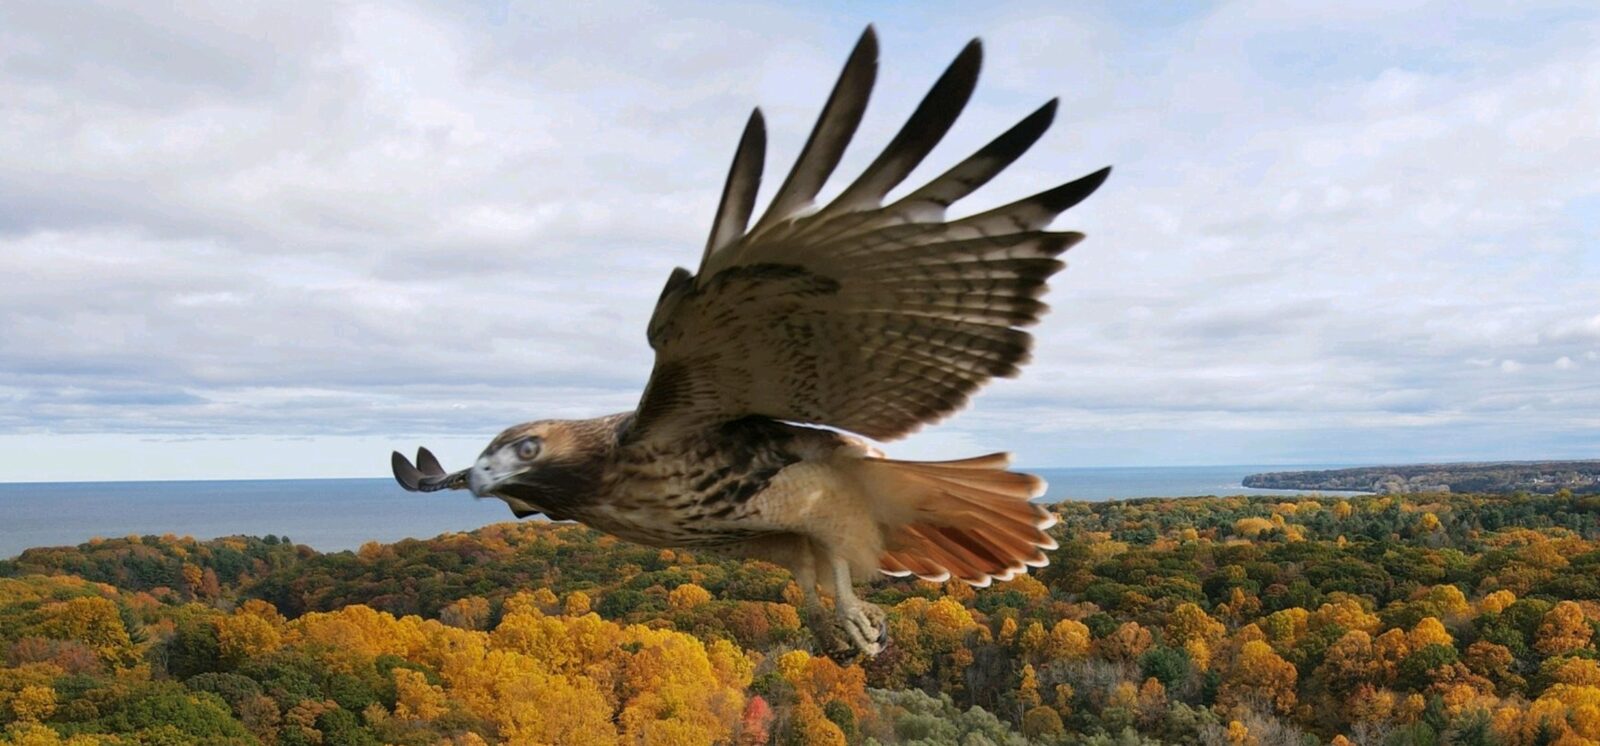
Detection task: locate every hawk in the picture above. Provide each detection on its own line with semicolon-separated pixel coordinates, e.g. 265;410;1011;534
392;27;1108;658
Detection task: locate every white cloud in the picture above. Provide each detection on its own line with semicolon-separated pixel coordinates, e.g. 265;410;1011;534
1;1;1597;478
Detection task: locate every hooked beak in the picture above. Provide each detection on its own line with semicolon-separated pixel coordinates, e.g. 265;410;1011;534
468;457;495;497
467;448;530;497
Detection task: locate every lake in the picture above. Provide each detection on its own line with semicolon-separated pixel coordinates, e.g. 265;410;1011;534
0;464;1360;558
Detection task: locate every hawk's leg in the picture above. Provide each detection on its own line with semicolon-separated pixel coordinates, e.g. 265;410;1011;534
791;549;843;656
829;556;886;657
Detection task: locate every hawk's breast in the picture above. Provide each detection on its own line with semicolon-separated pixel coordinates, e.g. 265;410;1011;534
578;419;838;548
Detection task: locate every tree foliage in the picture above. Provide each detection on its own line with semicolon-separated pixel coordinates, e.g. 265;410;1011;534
2;489;1599;743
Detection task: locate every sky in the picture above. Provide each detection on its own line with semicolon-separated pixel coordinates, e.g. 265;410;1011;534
1;0;1597;481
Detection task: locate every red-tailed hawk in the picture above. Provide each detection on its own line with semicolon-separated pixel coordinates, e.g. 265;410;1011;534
393;27;1108;658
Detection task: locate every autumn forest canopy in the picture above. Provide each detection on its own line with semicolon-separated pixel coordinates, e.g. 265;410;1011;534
2;489;1600;745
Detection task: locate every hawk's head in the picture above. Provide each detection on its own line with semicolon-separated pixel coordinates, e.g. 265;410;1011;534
473;417;627;517
472;421;572;495
393;414;629;519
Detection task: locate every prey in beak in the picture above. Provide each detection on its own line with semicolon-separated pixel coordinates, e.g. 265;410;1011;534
391;447;469;493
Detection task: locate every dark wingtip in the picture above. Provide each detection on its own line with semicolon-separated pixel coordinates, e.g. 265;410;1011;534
1038;233;1085;259
1081;165;1113;200
855;25;880;62
1041;166;1113;214
392;451;421;491
1009;98;1060;149
946;38;983;94
959;37;983;66
747;108;768;156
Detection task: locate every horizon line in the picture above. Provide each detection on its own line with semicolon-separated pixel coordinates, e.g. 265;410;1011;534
13;458;1592;486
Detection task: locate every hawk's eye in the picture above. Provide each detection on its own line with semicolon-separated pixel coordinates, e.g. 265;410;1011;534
515;437;542;461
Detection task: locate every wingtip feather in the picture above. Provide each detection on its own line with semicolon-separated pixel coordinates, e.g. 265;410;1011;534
1037;510;1059;530
1030;475;1049;500
752;23;879;233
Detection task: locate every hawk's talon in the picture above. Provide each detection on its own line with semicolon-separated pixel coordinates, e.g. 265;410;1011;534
836;601;886;657
861;601;889;647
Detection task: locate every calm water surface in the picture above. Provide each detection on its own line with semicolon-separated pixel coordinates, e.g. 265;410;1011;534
0;465;1360;558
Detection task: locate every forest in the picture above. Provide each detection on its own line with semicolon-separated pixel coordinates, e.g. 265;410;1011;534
2;488;1600;745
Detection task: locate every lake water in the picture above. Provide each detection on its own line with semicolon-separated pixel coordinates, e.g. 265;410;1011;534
0;464;1359;559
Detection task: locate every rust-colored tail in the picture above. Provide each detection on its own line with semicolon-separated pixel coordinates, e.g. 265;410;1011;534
865;453;1057;586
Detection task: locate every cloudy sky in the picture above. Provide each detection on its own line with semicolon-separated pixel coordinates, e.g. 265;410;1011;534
1;1;1597;481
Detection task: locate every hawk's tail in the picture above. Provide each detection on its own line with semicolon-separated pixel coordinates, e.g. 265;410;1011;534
862;453;1057;586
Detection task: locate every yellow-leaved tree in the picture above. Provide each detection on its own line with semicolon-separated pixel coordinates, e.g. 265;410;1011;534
1220;640;1298;714
1097;621;1153;664
1048;619;1093;663
1311;596;1382;636
392;668;448;722
616;624;750;745
1317;630;1379;697
1535;601;1594;657
9;685;57;723
1165;603;1226;649
668;583;713;611
216;610;282;668
1408;617;1453;651
563;591;592;617
40;596;137;668
1478;590;1517;616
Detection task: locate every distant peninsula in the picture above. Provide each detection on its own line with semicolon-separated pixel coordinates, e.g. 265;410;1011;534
1243;459;1600;494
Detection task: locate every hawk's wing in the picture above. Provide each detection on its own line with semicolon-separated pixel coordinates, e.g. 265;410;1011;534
631;28;1109;443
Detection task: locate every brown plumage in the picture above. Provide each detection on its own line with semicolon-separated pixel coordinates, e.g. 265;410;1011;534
392;27;1107;658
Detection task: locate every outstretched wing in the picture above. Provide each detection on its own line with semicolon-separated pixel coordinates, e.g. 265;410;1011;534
632;27;1109;442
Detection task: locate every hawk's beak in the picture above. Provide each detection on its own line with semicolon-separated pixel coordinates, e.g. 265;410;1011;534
468;450;526;497
468;457;496;497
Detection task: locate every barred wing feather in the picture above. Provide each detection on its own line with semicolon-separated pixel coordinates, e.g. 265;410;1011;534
633;27;1109;442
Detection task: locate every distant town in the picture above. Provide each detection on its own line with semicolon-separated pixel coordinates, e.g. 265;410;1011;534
1243;459;1600;494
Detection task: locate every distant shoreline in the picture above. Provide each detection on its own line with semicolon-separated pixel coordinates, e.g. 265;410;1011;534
1244;459;1600;494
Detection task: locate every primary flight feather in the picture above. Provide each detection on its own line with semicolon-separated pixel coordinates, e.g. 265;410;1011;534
393;27;1108;658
